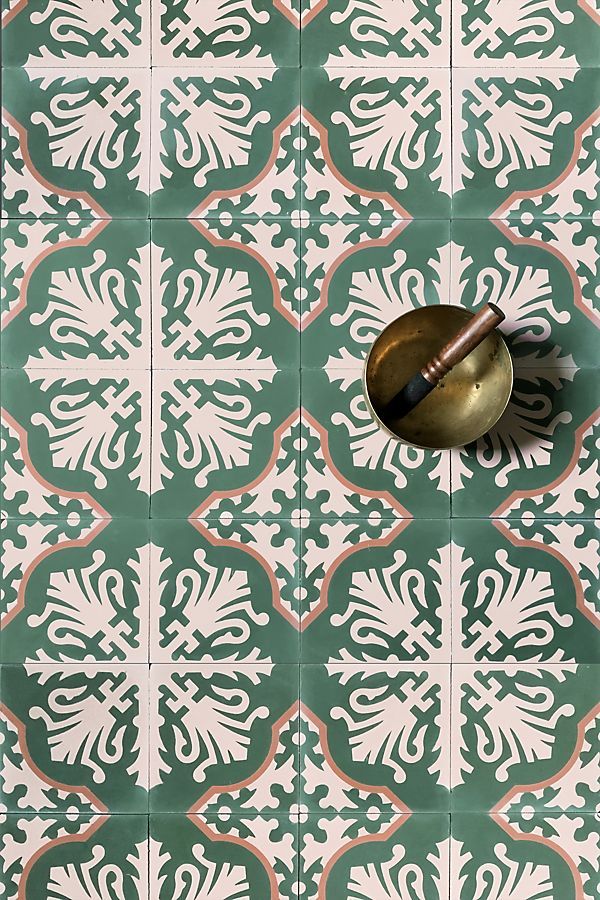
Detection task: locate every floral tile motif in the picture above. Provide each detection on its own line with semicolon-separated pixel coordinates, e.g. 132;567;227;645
301;368;451;518
151;369;299;518
301;0;451;67
149;663;299;813
453;0;600;68
2;0;151;66
302;68;451;219
1;68;150;219
451;219;600;369
150;518;300;662
301;518;451;661
151;814;298;900
151;218;300;368
151;0;300;67
0;814;149;900
451;813;600;900
1;665;150;812
300;664;451;812
299;813;450;900
150;68;300;218
452;519;600;663
451;368;599;518
2;369;151;519
1;219;151;368
451;665;599;813
301;219;451;366
452;69;600;219
1;519;151;663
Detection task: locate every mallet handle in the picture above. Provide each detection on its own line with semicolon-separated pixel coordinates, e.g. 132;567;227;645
421;303;505;386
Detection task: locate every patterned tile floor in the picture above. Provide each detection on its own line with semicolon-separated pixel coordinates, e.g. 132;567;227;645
0;1;599;898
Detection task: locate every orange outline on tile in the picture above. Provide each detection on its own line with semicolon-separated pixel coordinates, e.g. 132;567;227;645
2;0;27;27
492;519;600;629
492;110;600;220
2;219;109;330
188;703;409;900
491;703;600;900
578;0;600;25
273;0;328;28
492;409;599;520
3;110;108;218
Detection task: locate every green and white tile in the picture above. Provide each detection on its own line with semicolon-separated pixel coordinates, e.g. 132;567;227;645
453;68;600;219
151;813;298;900
301;368;451;518
149;664;299;813
450;368;599;519
299;813;450;900
151;0;300;66
302;68;451;219
453;0;600;68
1;665;150;813
301;0;450;66
1;519;151;663
300;518;451;662
2;219;151;368
151;217;300;369
451;665;599;814
300;664;451;813
2;369;151;519
0;815;148;900
452;519;600;663
150;518;300;662
150;68;300;218
451;813;600;900
2;68;150;219
151;369;299;519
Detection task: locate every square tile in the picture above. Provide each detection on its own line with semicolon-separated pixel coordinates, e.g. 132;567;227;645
451;368;600;519
1;369;151;519
151;0;300;66
451;218;600;369
301;518;451;662
453;0;600;68
301;68;451;219
1;219;151;369
151;217;300;369
452;519;600;663
451;813;600;899
301;368;451;518
150;369;300;518
300;664;451;812
0;815;148;899
452;68;600;219
1;665;150;812
150;518;300;662
151;813;299;899
2;0;151;66
150;68;300;218
1;68;150;219
299;813;450;900
451;665;599;813
1;518;150;663
301;0;450;66
149;663;300;813
301;219;451;367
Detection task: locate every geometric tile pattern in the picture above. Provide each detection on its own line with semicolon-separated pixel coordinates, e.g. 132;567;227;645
1;1;599;898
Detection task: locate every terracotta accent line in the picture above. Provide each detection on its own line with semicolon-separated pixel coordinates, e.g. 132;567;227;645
492;409;599;519
493;519;600;628
2;219;109;330
492;109;600;220
1;703;108;812
273;0;328;28
1;0;27;27
3;110;109;218
578;0;600;25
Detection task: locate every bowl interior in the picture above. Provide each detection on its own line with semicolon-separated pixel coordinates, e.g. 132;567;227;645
365;306;513;449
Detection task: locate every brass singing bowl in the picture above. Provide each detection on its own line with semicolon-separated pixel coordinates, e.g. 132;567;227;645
364;305;513;450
